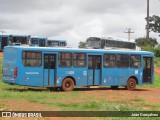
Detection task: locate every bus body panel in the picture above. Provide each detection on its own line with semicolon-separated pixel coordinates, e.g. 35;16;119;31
56;68;88;87
2;46;154;89
19;67;43;86
2;47;19;84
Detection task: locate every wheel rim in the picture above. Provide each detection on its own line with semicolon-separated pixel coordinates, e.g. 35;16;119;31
65;82;71;88
129;81;134;88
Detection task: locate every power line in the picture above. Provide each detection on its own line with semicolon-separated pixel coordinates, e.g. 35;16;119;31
146;0;149;40
124;28;134;41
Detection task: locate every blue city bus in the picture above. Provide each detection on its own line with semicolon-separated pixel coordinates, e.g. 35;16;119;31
0;34;29;51
0;34;9;51
2;46;154;91
31;36;47;47
47;40;67;47
9;34;29;46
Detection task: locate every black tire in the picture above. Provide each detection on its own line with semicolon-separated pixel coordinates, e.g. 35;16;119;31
126;78;136;91
62;78;74;91
111;86;119;90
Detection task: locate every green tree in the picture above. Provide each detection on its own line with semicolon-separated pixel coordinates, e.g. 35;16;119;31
154;45;160;57
148;15;160;34
78;41;86;48
141;45;154;52
135;37;158;48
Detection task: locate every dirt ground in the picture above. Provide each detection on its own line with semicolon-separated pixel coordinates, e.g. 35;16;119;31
0;52;3;58
155;68;160;75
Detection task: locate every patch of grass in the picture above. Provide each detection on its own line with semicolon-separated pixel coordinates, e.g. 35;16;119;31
55;101;142;111
138;75;160;88
154;57;160;67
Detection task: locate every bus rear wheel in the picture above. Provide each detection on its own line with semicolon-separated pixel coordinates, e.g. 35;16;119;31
126;78;136;91
62;78;74;91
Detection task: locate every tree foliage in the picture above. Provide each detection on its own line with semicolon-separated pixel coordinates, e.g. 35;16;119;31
78;41;86;48
154;45;160;57
135;37;158;48
148;15;160;34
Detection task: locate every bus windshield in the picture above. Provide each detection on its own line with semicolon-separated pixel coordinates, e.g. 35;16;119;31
48;41;59;47
13;37;28;44
31;38;38;44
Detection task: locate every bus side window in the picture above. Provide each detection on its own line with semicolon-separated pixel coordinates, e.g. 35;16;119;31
22;51;42;67
58;52;72;67
104;54;116;68
130;55;141;68
73;53;86;68
117;54;129;68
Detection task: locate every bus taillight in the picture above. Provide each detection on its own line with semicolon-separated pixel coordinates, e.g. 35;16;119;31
14;67;18;79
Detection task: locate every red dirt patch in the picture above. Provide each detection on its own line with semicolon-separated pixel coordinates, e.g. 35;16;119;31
0;100;49;111
0;52;3;59
154;68;160;75
81;88;160;104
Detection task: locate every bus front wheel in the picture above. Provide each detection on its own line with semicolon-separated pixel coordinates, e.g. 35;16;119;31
62;78;74;91
126;78;136;91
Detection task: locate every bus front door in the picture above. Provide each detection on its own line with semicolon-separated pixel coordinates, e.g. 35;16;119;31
44;54;56;86
88;55;102;86
143;57;152;83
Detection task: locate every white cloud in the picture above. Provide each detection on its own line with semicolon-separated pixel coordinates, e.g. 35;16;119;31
0;0;160;46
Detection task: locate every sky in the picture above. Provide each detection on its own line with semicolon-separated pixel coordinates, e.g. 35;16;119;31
0;0;160;47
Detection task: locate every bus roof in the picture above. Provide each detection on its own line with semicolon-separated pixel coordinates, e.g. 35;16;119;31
4;46;154;55
31;36;47;39
87;37;136;43
47;40;66;42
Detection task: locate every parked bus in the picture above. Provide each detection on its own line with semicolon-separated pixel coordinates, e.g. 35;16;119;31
47;40;67;47
86;37;136;50
0;34;29;51
31;36;47;47
2;46;154;91
9;34;29;46
0;34;9;51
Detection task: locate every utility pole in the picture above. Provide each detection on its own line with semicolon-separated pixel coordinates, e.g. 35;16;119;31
124;28;134;41
146;0;150;41
0;31;6;34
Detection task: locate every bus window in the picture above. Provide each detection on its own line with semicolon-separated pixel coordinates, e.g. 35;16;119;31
73;53;86;67
117;54;129;68
88;56;93;69
44;55;55;69
95;56;101;69
130;55;141;68
22;51;42;67
58;52;72;67
88;56;101;69
39;39;46;47
104;54;116;68
31;38;38;44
